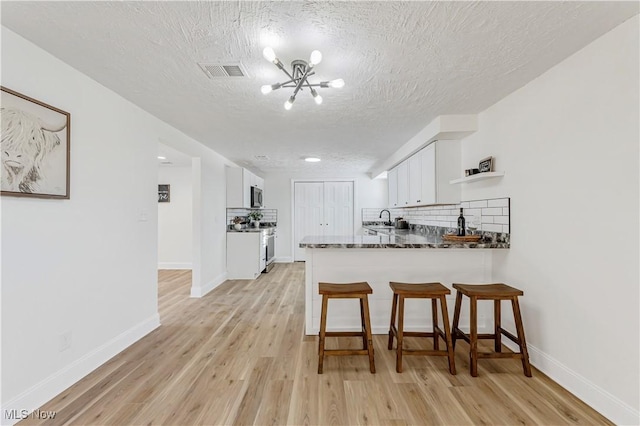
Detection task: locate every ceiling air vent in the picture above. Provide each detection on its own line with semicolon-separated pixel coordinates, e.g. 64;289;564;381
198;62;249;79
254;155;270;161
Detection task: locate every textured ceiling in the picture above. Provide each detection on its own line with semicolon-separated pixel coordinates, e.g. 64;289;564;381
2;1;637;175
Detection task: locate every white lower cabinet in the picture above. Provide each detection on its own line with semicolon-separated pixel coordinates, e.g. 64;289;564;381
227;232;266;279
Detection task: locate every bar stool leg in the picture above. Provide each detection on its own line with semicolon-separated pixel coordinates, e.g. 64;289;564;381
439;295;456;375
318;294;329;374
470;296;478;377
359;298;368;350
451;291;463;350
388;293;398;350
494;299;502;352
431;298;439;351
361;294;376;374
395;296;405;373
511;296;532;377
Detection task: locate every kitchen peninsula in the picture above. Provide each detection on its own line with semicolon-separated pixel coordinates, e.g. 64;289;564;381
300;226;509;336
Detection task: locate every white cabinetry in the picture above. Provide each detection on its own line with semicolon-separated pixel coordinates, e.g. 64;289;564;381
387;140;460;207
226;167;264;208
227;232;266;279
408;153;423;205
387;167;398;208
396;160;409;207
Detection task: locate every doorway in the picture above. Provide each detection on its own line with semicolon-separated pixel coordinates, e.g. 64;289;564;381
293;180;354;261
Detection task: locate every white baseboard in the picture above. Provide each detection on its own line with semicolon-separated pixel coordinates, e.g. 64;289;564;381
1;314;160;426
157;262;192;270
190;272;227;298
274;256;293;263
501;340;639;425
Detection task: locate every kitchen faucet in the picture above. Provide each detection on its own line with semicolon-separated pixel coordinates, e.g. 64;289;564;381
379;209;392;226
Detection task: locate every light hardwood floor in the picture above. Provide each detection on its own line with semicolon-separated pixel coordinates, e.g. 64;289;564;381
21;263;612;425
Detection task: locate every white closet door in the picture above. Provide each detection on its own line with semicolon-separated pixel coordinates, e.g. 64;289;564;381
324;181;354;236
294;182;324;261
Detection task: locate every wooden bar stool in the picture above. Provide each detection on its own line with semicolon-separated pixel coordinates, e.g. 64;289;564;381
451;283;532;377
387;282;456;374
318;282;375;374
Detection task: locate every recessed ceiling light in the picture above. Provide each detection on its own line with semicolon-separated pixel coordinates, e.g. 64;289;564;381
304;157;321;162
157;156;166;160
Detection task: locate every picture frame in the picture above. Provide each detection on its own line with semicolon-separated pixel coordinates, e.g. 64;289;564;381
1;86;71;199
478;156;493;173
158;184;170;203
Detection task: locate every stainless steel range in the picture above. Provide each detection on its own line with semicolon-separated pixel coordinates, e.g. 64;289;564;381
263;227;276;272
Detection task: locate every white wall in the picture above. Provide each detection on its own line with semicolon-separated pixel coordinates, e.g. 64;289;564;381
157;166;192;269
460;16;639;424
264;172;387;262
0;27;234;421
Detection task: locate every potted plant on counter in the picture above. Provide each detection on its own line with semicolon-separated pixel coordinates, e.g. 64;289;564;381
248;210;263;228
232;216;243;230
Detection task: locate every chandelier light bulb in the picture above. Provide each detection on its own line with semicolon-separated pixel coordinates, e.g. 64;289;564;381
329;78;345;88
284;97;295;110
309;50;322;66
261;85;273;95
263;46;277;62
311;89;323;105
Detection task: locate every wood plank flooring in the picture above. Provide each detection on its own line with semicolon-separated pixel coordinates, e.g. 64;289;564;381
21;263;612;425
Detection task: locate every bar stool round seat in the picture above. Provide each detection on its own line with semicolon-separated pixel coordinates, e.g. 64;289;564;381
451;283;532;377
317;282;375;374
387;282;456;374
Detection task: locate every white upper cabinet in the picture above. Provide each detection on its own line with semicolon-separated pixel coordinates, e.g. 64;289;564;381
387;167;398;208
387;140;460;207
408;153;423;205
420;143;436;205
396;160;409;207
226;167;264;208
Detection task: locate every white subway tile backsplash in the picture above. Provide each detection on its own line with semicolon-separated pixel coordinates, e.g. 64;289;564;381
482;207;503;216
494;216;509;225
465;208;482;217
469;200;488;208
361;197;510;234
502;225;510;233
488;198;509;208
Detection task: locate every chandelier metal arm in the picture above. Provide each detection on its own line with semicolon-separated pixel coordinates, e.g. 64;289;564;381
261;47;343;109
290;67;313;100
273;59;295;81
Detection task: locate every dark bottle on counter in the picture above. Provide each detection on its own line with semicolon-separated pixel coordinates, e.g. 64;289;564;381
457;208;466;236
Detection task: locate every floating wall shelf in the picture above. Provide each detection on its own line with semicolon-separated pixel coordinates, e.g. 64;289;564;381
450;171;505;185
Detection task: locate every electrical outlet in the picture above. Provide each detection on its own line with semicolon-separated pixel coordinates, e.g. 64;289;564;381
59;331;72;352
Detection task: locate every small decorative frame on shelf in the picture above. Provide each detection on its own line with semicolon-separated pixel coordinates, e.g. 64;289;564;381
158;184;170;202
478;156;493;173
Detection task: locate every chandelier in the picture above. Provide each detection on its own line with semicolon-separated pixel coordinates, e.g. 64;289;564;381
260;47;344;110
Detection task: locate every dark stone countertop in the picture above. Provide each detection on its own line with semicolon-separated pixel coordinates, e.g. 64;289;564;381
298;224;509;249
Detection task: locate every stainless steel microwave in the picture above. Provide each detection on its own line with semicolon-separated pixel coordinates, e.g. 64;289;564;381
251;186;263;208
